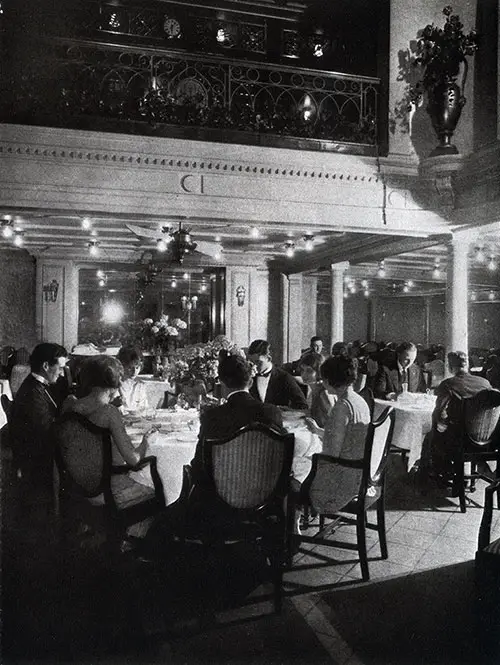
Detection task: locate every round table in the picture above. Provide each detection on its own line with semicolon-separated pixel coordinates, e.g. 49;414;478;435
126;407;323;505
374;394;435;470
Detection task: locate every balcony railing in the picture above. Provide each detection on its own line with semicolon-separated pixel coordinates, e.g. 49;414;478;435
4;39;381;154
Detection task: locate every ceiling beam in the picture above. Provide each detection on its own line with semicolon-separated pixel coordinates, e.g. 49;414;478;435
271;233;452;274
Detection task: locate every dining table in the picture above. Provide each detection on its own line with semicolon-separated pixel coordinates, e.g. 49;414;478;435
139;375;176;409
125;406;323;505
374;392;436;471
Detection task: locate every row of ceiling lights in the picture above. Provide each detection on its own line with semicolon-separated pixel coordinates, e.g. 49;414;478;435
96;269;208;293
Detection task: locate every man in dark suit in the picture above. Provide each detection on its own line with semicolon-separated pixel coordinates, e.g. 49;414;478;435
247;339;308;410
373;341;426;399
9;342;68;507
143;353;285;555
429;350;493;479
191;352;283;487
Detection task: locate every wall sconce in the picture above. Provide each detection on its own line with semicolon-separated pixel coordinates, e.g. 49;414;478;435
42;279;59;303
236;285;246;306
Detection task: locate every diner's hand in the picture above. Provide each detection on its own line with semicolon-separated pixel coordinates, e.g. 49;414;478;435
304;416;322;435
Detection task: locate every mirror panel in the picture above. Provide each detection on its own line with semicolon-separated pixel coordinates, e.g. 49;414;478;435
78;266;225;348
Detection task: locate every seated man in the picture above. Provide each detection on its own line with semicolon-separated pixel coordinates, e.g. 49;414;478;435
247;339;308;410
429;350;492;479
142;352;284;556
191;352;284;489
9;342;68;509
301;336;327;362
373;341;426;399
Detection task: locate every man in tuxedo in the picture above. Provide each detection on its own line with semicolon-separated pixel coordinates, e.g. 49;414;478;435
247;339;308;410
373;341;426;399
190;352;284;488
9;342;68;507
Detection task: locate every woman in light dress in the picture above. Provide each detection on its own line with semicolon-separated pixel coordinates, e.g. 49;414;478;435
304;356;371;514
116;346;149;413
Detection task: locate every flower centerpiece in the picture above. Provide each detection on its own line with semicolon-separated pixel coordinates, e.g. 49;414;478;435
130;314;187;356
165;335;240;406
411;5;479;155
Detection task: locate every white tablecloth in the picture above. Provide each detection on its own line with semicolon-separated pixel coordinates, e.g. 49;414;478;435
0;379;13;430
126;408;323;505
139;377;175;409
374;395;435;470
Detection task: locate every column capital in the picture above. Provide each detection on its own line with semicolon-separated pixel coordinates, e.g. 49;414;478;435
330;261;350;272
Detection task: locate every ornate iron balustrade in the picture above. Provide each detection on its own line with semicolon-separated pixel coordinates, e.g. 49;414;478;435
5;39;380;152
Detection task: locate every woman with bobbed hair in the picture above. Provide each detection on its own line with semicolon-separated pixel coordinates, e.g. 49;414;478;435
64;355;157;467
297;352;334;428
303;356;371;513
310;356;371;456
116;345;149;412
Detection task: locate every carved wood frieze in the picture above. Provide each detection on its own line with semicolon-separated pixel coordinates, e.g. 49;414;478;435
0;141;381;183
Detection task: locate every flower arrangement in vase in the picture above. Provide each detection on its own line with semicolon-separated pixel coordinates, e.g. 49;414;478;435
165;335;241;407
130;314;187;357
410;5;479;156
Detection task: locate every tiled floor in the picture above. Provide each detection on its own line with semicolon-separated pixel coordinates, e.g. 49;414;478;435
276;454;500;664
3;453;499;664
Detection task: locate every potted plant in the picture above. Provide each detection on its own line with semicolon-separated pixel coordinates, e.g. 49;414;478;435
411;5;479;156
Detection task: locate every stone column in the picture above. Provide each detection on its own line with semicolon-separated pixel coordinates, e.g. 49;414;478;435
424;296;432;347
330;262;349;348
280;274;303;364
445;235;470;364
302;275;318;349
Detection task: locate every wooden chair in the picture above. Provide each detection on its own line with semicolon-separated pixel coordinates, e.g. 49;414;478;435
358;385;375;417
53;412;165;550
180;423;295;614
475;479;500;660
289;406;395;581
450;389;500;513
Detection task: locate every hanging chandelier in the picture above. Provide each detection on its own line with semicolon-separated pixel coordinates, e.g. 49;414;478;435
169;222;197;264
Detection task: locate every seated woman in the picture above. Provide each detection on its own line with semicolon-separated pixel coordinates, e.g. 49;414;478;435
297;352;334;428
116;345;149;412
63;355;158;503
303;356;371;514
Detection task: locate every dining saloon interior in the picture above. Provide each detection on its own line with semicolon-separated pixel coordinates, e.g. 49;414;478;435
1;0;500;663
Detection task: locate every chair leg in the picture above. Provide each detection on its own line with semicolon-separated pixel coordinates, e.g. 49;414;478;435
356;512;369;581
470;461;477;494
376;500;388;560
319;515;325;531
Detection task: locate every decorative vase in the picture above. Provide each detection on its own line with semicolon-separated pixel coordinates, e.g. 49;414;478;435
426;79;466;156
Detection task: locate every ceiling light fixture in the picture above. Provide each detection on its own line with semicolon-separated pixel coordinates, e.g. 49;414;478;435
489;290;495;300
169;222;197;264
81;217;92;231
361;279;369;288
13;232;24;247
303;234;315;251
1;221;14;238
470;291;477;301
157;238;168;252
284;240;295;258
171;278;177;288
475;247;486;263
250;226;260;238
487;256;496;271
88;240;99;257
377;260;386;278
363;289;370;298
432;263;441;279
